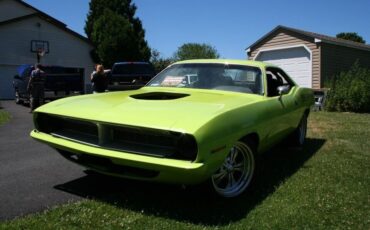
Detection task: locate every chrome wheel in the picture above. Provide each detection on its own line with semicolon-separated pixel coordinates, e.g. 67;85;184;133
211;141;255;198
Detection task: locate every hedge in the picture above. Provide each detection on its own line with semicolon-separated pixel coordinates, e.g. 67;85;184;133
325;62;370;113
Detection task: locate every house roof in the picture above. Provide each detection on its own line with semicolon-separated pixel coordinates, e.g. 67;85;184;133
0;0;91;44
14;0;67;27
247;25;370;52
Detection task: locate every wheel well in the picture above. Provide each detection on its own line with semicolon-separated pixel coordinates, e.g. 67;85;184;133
304;109;310;116
239;133;259;149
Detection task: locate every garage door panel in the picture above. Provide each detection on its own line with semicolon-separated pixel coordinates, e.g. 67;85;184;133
0;65;17;99
288;70;310;76
256;46;312;88
282;62;308;68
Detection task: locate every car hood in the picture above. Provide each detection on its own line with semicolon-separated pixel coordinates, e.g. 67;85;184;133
35;87;262;133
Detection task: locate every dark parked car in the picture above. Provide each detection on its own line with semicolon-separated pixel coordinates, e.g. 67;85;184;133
108;62;155;91
13;64;84;104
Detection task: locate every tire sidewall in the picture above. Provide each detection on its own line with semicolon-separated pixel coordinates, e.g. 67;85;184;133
297;113;308;146
211;140;256;198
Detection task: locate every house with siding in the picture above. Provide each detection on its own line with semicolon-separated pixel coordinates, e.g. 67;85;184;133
0;0;94;99
246;25;370;89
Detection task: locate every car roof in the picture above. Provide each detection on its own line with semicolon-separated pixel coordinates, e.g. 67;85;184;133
114;62;151;65
174;59;277;69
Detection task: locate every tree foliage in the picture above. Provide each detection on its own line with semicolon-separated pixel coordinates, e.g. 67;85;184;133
336;32;366;44
150;49;174;73
173;43;220;61
85;0;151;67
325;61;370;113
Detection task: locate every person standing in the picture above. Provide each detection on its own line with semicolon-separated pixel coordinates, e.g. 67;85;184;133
27;64;45;112
91;64;108;93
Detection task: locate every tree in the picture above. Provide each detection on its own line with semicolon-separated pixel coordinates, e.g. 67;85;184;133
85;0;151;67
336;32;366;44
173;43;220;61
150;49;174;73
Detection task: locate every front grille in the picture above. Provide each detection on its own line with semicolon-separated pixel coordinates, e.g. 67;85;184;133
35;113;197;161
106;126;177;157
36;113;99;145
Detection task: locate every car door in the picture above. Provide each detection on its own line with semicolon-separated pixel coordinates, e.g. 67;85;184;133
262;67;298;144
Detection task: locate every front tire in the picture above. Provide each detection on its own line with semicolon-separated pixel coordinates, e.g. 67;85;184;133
211;141;255;198
15;90;22;104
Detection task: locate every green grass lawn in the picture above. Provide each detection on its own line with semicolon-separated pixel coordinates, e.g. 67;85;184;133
0;109;10;126
1;112;369;229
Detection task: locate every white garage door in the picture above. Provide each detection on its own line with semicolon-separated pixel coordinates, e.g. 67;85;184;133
255;46;312;88
0;65;17;99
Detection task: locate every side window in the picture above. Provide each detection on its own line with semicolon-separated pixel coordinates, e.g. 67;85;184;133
266;71;280;97
275;68;294;87
266;68;294;97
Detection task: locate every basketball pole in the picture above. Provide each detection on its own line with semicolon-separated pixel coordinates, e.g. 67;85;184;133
37;52;41;64
36;49;45;64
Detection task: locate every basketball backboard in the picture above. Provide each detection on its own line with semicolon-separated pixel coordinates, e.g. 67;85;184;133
30;40;49;54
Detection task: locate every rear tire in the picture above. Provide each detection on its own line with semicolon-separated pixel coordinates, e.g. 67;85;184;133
291;113;308;146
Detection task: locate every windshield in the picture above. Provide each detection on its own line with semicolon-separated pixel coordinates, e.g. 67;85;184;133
112;63;154;75
147;63;263;95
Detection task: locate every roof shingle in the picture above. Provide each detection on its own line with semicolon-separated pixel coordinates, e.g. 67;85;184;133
247;25;370;52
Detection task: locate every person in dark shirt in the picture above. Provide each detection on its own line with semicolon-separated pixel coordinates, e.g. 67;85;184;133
27;64;45;112
91;64;107;93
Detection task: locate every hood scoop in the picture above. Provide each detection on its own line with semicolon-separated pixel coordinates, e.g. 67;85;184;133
130;92;190;100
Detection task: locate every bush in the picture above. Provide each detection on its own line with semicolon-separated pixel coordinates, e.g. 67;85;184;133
325;62;370;113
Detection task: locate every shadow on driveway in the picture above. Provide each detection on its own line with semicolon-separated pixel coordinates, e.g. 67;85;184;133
54;138;325;226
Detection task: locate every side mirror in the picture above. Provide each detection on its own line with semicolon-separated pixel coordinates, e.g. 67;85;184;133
277;85;290;96
14;75;21;80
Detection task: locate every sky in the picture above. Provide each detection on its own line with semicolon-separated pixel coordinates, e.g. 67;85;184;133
24;0;370;59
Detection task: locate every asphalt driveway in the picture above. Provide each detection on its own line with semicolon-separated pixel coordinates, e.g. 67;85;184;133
0;100;85;220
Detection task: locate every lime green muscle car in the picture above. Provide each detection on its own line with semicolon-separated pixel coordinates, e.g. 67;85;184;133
31;59;314;197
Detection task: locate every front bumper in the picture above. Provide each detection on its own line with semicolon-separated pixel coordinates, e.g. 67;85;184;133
30;130;210;185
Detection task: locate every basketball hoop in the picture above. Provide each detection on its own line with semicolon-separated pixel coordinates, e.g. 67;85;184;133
36;48;45;63
37;48;45;57
31;40;49;63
